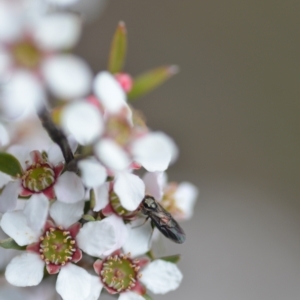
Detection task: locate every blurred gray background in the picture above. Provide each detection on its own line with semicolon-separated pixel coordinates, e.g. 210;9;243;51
76;1;300;299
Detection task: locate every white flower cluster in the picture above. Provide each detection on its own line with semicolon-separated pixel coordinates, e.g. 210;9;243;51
0;1;198;300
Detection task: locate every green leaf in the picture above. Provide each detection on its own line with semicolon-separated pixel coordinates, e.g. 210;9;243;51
0;238;26;250
128;65;179;100
143;294;153;300
108;21;127;74
159;254;181;263
82;214;95;222
0;152;23;177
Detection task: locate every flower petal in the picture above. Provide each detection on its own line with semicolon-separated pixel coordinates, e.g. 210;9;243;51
34;13;81;51
23;194;49;232
143;171;166;200
140;260;183;294
77;215;127;257
47;143;64;165
62;101;104;145
42;55;92;99
131;132;178;172
118;291;145;300
0;181;20;213
54;171;85;203
7;144;30;170
174;182;198;219
1;211;40;246
86;276;103;300
94;138;131;171
114;172;145;211
123;222;152;257
50;200;84;228
93;71;127;113
0;171;11;188
0;122;9;147
78;157;107;188
93;182;109;212
56;264;94;300
0;2;23;43
46;0;80;6
1;71;46;119
5;253;44;287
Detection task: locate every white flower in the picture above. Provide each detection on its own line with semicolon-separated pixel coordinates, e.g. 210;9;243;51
143;171;198;220
93;224;183;298
0;144;85;213
0;3;91;119
1;199;112;300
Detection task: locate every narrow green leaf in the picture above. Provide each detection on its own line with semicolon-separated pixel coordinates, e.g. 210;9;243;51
128;65;179;100
143;294;153;300
0;238;26;250
0;152;23;177
82;214;95;222
159;254;181;263
108;21;127;74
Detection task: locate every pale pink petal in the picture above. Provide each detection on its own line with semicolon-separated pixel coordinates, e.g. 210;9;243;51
50;200;84;228
131;132;178;172
5;253;44;287
23;194;49;232
174;182;198;219
62;102;104;145
78;158;107;188
93;182;109;212
140;260;183;294
56;264;94;300
1;71;46;119
42;55;92;99
34;13;81;51
93;71;127;114
114;172;145;211
0;181;20;213
54;171;85;203
0;211;40;246
118;291;145;300
143;172;166;201
94;139;131;171
77;215;127;257
123;222;152;257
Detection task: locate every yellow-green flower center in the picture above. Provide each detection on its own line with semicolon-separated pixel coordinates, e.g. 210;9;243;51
39;227;76;266
110;192;134;218
101;253;140;293
22;163;55;192
13;41;42;69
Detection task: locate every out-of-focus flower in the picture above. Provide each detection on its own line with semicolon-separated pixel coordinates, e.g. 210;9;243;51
143;171;198;220
0;1;92;119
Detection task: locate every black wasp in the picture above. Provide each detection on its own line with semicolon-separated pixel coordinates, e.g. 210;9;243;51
139;195;186;244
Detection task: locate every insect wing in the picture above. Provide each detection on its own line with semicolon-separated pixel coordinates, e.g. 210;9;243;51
150;202;186;244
